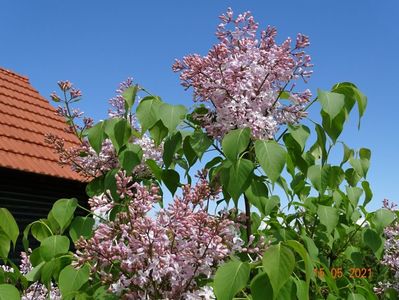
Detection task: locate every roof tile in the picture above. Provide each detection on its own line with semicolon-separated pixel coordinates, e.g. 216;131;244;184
0;67;84;181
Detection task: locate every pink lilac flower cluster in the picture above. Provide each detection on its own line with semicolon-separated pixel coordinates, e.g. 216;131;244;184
374;199;399;295
173;8;313;140
75;171;237;299
19;251;61;300
108;77;135;120
46;79;163;179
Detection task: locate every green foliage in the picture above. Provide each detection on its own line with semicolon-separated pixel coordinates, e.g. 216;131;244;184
214;260;250;300
149;120;168;146
59;265;90;299
122;84;139;111
224;158;254;203
52;198;78;232
163;131;182;168
104;118;132;152
40;235;70;261
222;128;251;161
0;284;20;300
255;140;287;183
118;144;143;174
0;208;19;255
159;103;187;132
262;243;295;298
69;217;95;242
87;121;107;154
2;78;395;300
136;95;162;133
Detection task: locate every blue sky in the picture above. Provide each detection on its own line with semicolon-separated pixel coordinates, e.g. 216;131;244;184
1;0;398;211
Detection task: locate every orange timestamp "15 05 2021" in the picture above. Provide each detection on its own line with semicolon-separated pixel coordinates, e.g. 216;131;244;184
313;267;372;279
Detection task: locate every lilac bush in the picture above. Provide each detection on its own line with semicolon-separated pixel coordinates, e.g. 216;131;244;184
0;7;397;300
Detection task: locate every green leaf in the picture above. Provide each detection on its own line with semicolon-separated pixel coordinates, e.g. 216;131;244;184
226;158;254;203
214;260;250;300
346;186;363;207
348;293;366;300
59;265;90;299
119;144;143;174
285;240;313;298
136;96;162;133
69;217;95;242
31;222;52;241
245;180;268;214
318;89;345;121
250;272;273;300
307;165;329;193
288;125;310;151
0;232;10;258
104;118;132;152
0;208;18;248
315;124;328;164
222;128;251;161
301;235;319;261
162;169;180;195
340;143;354;166
332;82;367;129
146;159;162;180
159;103;187;132
183;136;198;167
0;284;20;300
373;209;396;233
93;286;119;300
317;206;339;234
30;247;43;267
104;169;119;201
362;228;383;258
345;168;361;187
205;156;223;170
321;109;346;143
362;181;373;206
189;130;212;159
328;166;345;189
163;132;182;168
86;121;106;154
25;261;45;281
349;158;369;179
51;198;78;232
276;278;297;300
122;84;139;110
149;120;168;147
294;279;308;300
262;243;295;297
86;175;105;197
263;195;280;216
40;235;70;261
41;259;60;284
255;140;287;183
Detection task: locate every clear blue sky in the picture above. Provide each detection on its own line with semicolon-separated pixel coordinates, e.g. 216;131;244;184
1;0;398;211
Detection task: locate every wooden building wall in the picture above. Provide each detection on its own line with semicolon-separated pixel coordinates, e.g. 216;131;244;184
0;167;88;262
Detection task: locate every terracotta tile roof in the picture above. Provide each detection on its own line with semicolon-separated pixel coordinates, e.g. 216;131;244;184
0;67;85;181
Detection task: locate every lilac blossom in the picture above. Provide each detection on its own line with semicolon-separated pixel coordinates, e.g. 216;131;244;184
47;78;163;179
374;200;399;295
19;251;61;300
75;171;237;299
173;8;313;140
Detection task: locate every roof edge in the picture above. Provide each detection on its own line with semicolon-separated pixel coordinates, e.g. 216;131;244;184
0;67;29;83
